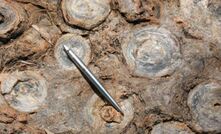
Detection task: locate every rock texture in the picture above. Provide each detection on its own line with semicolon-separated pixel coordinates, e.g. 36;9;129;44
0;0;220;133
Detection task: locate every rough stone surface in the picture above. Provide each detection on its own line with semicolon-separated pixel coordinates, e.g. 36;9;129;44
1;71;47;113
187;81;221;133
0;0;28;40
121;26;181;78
54;34;91;71
151;121;194;134
61;0;111;30
0;0;220;133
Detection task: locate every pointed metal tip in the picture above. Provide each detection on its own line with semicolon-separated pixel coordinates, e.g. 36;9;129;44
63;44;69;51
118;107;124;116
114;103;124;115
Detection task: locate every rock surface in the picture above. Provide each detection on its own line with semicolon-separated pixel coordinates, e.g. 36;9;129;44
0;0;220;133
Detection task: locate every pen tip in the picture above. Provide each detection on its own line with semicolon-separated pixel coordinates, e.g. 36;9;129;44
118;108;124;115
118;109;124;116
114;104;124;115
63;44;69;51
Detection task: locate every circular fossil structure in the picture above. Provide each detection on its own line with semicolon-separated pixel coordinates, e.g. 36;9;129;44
61;0;111;30
0;0;27;40
83;85;134;133
187;81;221;133
1;71;47;113
54;34;91;70
121;26;181;78
151;121;194;134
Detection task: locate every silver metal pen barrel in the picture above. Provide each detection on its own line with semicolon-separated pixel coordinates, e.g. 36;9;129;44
63;45;123;114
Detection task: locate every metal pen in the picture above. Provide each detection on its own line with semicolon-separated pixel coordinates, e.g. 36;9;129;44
63;45;123;114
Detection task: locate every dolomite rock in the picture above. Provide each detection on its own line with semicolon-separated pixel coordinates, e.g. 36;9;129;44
83;84;134;133
151;121;194;134
61;0;111;30
114;0;161;22
0;0;220;133
54;34;91;71
121;26;181;78
1;71;47;113
187;81;221;133
0;0;28;40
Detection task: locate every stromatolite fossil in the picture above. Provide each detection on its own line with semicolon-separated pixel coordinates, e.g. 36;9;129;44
1;71;47;113
83;84;134;133
121;26;181;78
0;0;27;41
55;34;91;71
151;121;194;134
0;0;220;133
187;81;221;133
61;0;111;30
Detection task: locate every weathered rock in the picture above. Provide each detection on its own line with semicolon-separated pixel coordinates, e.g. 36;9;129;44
61;0;111;30
15;0;59;11
187;81;221;133
0;18;61;71
83;84;134;133
121;26;181;78
0;0;220;133
1;71;47;113
54;34;91;71
141;77;190;119
28;70;88;133
0;0;28;41
114;0;161;22
151;121;194;134
179;0;221;44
